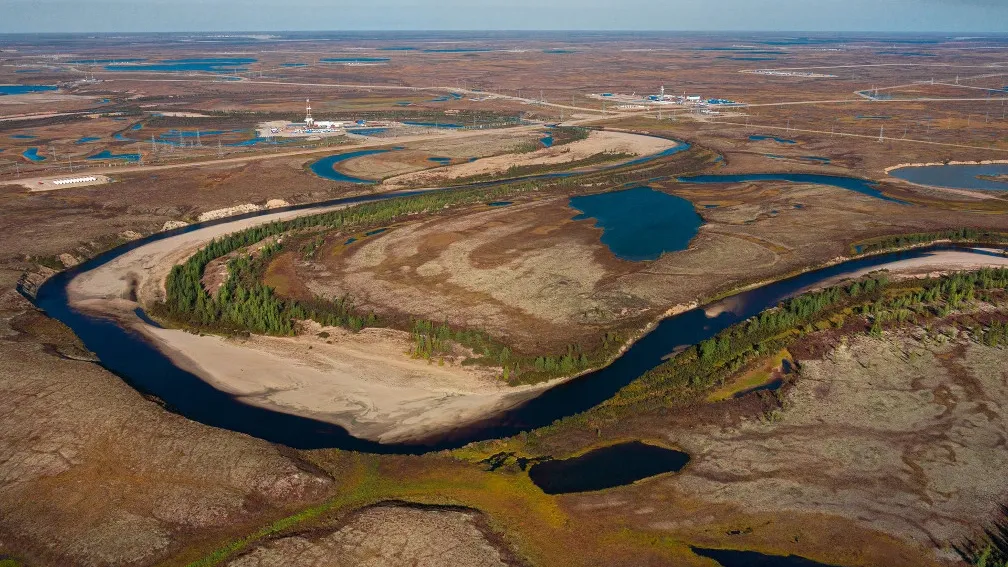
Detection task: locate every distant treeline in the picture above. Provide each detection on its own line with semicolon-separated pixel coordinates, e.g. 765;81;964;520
852;228;1008;256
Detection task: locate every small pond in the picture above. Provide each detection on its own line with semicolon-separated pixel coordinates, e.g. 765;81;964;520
22;147;45;161
309;149;389;183
570;186;703;261
888;163;1008;191
427;156;452;164
750;135;796;144
11;134;37;139
691;547;842;567
528;441;690;494
75;136;101;144
677;173;908;205
488;201;512;207
540;132;554;147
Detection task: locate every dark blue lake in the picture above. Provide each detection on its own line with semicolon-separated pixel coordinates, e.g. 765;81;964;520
87;150;141;162
528;442;690;494
0;85;58;95
678;173;908;205
105;58;255;73
750;135;796;144
428;156;452;164
309;149;389;183
22;147;45;161
570;187;703;261
691;547;842;567
11;134;37;139
888;163;1008;191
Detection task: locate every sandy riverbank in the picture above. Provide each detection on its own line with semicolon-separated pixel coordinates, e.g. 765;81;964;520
63;190;570;443
382;130;680;188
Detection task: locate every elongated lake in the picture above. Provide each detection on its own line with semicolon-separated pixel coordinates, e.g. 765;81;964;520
888;163;1008;191
528;442;690;494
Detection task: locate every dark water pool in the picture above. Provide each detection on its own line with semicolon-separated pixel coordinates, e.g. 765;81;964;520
750;135;796;144
0;84;58;95
488;201;512;207
569;186;703;261
528;442;689;494
75;136;100;144
691;547;842;567
105;58;255;73
427;156;452;164
87;150;141;162
309;149;389;183
889;163;1008;191
678;173;908;205
22;147;45;161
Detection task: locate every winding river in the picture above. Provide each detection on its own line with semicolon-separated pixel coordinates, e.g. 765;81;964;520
28;143;1008;453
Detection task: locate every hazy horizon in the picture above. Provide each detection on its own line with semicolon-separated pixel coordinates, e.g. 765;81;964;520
2;0;1007;34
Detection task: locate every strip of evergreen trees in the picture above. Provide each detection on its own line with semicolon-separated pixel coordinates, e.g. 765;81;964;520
545;267;1008;430
852;228;1008;255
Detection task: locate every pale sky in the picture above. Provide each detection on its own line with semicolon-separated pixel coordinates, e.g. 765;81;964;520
1;0;1007;33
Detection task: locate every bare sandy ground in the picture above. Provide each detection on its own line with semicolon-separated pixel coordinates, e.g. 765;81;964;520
64;195;563;443
382;130;680;188
140;323;552;443
806;248;1008;292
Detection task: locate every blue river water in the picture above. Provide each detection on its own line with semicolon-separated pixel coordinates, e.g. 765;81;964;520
888;163;1008;191
678;173;908;205
570;187;703;261
309;149;390;183
33;237;997;453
